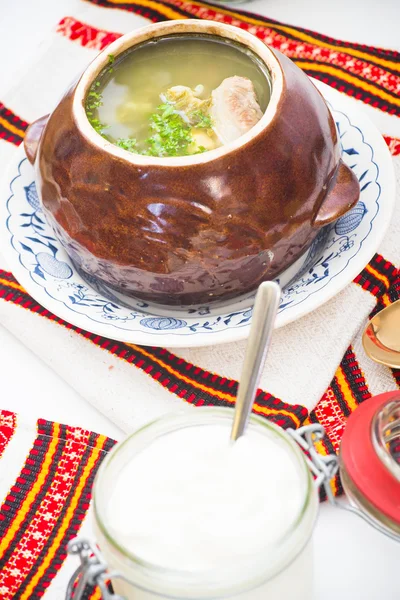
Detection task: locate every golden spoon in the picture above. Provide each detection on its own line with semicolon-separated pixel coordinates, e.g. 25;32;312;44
362;300;400;368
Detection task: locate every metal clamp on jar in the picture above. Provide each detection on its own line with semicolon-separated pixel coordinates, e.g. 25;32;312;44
65;391;400;600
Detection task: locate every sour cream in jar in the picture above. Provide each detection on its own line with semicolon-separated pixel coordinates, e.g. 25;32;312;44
93;408;318;600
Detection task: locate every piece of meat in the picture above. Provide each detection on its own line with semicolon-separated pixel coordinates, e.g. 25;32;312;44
210;76;263;145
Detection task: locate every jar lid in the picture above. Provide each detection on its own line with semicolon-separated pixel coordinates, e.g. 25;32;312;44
340;391;400;525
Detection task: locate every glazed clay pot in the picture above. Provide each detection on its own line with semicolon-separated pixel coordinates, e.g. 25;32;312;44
24;20;360;307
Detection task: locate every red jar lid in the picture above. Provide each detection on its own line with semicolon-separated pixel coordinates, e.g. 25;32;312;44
340;391;400;524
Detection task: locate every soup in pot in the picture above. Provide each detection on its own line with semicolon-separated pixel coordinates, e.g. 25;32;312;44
86;34;272;157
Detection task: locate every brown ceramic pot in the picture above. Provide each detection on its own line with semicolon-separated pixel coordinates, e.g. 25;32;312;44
24;20;360;307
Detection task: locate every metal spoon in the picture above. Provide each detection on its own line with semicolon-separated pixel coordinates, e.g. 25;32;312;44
362;299;400;368
230;281;281;442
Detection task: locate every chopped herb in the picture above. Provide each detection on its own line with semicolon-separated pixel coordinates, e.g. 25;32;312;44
117;105;213;156
116;138;138;152
85;80;107;135
85;89;214;156
88;91;102;106
139;105;214;157
190;110;213;129
108;54;115;73
144;104;194;157
90;118;107;134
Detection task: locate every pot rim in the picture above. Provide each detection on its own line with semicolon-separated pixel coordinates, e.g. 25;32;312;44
73;19;284;167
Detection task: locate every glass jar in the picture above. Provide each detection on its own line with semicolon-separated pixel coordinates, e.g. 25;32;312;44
339;391;400;540
65;394;400;599
92;407;319;600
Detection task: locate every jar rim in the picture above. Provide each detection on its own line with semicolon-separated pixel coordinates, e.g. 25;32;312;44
93;407;317;596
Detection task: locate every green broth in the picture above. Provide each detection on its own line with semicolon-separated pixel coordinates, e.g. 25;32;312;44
86;34;272;157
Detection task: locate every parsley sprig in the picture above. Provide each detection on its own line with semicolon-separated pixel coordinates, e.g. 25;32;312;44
116;138;138;152
144;103;194;157
85;82;107;135
190;110;213;129
85;55;116;133
86;94;213;157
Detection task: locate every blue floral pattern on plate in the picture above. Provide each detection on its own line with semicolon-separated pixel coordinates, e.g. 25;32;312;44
1;82;394;346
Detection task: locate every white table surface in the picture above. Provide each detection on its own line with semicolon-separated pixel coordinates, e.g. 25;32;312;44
1;1;400;598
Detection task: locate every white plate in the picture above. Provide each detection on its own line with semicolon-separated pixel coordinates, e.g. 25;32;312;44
0;82;395;347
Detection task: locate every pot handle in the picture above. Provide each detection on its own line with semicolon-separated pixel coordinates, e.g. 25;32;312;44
312;160;360;228
24;115;49;165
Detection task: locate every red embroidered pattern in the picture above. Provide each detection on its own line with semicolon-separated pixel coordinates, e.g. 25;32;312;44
384;135;400;156
56;16;121;50
54;9;400;104
0;411;17;458
0;420;115;598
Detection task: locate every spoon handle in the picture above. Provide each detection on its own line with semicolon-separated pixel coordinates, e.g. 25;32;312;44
230;281;281;442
